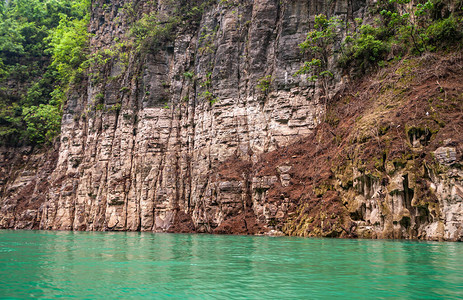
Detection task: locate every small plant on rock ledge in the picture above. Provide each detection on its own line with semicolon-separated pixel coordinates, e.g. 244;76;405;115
199;72;218;105
257;75;273;93
183;71;194;79
200;90;218;105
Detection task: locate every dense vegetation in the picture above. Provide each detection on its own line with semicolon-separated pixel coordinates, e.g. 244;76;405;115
298;0;463;82
0;0;89;146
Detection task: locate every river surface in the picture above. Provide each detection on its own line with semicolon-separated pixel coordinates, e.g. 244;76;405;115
0;230;462;299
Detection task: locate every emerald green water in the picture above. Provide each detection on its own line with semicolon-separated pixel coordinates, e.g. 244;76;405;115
0;231;462;299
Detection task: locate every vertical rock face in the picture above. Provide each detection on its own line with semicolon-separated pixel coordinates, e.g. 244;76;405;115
29;0;356;233
0;146;58;229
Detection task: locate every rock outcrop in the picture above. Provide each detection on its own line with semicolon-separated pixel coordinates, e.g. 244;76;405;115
6;0;352;232
1;0;462;241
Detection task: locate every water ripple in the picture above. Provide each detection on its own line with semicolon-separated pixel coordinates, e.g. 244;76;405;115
0;230;462;299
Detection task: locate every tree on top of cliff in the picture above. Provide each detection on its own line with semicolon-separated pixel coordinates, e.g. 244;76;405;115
296;14;342;99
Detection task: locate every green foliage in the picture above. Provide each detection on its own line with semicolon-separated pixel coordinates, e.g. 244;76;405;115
0;103;23;145
199;72;218;104
300;0;463;79
48;7;90;88
109;103;122;112
371;0;462;56
426;16;463;48
200;72;213;88
129;0;215;54
0;0;90;146
95;93;104;102
340;24;388;72
200;90;218;104
22;104;61;144
131;12;180;53
183;72;195;79
297;15;342;94
198;24;219;55
257;75;273;93
95;103;105;111
120;87;130;93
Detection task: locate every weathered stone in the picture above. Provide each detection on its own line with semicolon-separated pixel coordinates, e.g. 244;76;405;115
277;165;292;173
434;147;457;165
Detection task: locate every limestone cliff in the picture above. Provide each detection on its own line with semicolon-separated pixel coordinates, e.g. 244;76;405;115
1;0;462;241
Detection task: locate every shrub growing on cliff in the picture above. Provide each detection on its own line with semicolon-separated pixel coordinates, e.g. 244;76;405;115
131;12;180;53
339;24;388;72
22;104;61;144
49;11;90;82
300;0;463;82
199;72;218;104
426;16;463;49
257;75;273;93
371;0;461;56
0;103;23;145
296;15;342;96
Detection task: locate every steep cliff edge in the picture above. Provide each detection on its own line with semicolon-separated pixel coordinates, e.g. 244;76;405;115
0;0;462;241
243;53;463;241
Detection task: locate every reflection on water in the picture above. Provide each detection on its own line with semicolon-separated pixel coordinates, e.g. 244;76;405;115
1;230;462;299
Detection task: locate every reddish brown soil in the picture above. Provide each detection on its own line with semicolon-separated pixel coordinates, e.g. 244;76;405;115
168;210;197;233
212;208;265;235
212;52;463;237
216;155;252;181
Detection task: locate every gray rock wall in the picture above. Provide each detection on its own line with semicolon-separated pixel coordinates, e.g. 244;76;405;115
28;0;355;232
